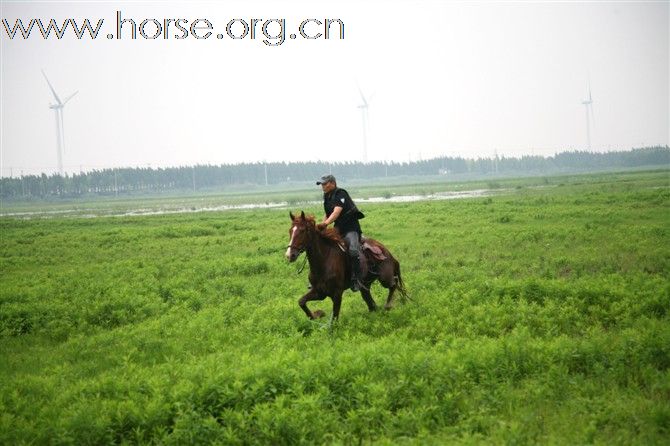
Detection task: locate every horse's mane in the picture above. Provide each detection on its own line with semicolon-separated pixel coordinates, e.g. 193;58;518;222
321;227;344;245
301;214;344;246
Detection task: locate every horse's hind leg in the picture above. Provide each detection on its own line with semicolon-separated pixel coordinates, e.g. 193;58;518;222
384;287;397;310
378;260;397;310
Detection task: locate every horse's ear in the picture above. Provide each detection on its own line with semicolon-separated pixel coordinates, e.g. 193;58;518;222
289;211;294;220
300;211;305;220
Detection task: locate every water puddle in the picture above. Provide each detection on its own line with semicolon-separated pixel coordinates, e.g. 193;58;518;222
358;189;497;203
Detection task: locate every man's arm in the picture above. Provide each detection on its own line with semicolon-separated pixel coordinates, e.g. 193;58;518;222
319;206;343;229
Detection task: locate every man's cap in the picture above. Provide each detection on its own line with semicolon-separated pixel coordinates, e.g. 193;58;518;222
316;174;336;185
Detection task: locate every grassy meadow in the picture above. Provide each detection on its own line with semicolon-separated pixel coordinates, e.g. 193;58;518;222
1;170;669;444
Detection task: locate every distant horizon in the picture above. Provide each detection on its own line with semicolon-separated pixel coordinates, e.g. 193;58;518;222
2;145;666;179
0;145;639;178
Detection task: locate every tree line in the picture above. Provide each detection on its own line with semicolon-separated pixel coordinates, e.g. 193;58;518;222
1;146;667;200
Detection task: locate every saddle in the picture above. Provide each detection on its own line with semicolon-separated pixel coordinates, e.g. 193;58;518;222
337;236;388;262
361;237;387;262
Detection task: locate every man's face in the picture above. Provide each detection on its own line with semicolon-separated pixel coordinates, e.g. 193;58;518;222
321;181;335;193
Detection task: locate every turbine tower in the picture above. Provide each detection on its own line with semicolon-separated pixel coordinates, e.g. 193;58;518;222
581;84;595;151
357;86;373;163
42;70;78;176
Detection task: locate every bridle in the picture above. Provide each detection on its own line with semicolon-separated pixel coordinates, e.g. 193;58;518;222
287;239;308;274
287;220;314;253
286;230;306;254
286;242;305;254
287;244;305;255
287;223;311;273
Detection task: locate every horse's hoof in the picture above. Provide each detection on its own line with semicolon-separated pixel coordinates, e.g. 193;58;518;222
312;310;326;319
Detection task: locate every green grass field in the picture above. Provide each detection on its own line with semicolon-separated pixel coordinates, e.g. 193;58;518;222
1;170;669;444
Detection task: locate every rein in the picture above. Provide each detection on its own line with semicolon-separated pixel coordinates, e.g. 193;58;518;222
296;253;308;274
286;242;307;274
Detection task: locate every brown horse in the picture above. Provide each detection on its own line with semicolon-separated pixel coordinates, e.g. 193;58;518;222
285;211;407;323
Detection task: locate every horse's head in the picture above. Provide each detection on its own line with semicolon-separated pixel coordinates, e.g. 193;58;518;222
285;211;316;262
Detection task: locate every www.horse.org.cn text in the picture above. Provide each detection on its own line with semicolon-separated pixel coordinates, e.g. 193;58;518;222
2;11;345;46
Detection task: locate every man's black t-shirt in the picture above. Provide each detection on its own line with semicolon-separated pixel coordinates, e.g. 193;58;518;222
323;187;363;236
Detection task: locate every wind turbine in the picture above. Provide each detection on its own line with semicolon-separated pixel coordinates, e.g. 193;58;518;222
42;70;78;175
581;84;595;151
357;85;373;163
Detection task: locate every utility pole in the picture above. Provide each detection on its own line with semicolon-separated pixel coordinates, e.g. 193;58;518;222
114;169;118;197
192;166;196;192
264;162;268;186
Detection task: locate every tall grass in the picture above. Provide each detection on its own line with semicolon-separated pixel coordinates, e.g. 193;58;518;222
1;170;668;444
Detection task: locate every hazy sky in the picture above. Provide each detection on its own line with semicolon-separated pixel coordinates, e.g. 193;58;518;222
1;0;668;176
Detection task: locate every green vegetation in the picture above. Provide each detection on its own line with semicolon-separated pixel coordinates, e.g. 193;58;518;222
2;146;668;201
1;170;668;444
2;168;665;218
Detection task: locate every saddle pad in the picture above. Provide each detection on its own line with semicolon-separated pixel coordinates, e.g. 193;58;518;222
362;241;387;261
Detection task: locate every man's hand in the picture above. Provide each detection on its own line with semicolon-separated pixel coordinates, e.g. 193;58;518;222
317;222;328;231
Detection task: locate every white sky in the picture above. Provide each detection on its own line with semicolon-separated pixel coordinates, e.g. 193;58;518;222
1;0;668;176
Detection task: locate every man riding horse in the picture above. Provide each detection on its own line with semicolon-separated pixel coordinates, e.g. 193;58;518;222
316;174;365;291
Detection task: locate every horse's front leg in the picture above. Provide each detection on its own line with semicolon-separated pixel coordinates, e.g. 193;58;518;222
360;287;378;312
329;292;343;326
298;288;327;319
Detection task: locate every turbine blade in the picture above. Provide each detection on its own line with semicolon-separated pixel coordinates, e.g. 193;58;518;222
356;84;368;107
41;69;62;105
62;91;78;106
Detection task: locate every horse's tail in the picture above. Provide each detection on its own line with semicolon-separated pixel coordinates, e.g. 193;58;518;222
394;257;411;304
